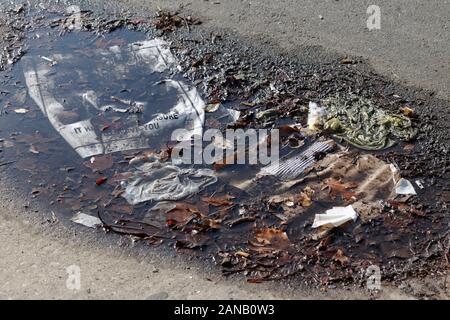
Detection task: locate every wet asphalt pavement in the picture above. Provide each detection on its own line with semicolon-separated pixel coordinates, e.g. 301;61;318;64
0;1;449;298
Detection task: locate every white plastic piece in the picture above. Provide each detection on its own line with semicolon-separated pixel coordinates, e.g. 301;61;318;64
122;161;217;205
23;38;205;158
14;108;29;114
307;102;325;130
71;212;102;228
415;180;425;189
395;178;417;195
260;140;334;180
312;205;358;228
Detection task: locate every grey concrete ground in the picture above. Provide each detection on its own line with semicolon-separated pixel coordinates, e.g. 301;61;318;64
122;0;449;101
0;0;449;299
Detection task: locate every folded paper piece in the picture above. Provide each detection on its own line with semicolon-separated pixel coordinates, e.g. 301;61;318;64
312;205;358;228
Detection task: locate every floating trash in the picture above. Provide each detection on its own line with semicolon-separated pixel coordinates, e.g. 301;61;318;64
395;178;417;195
122;159;218;205
312;205;359;228
307;102;325;131
259;139;335;180
22;38;206;158
320;95;418;150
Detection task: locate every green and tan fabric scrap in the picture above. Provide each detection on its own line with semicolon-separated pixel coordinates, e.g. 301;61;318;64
321;95;417;150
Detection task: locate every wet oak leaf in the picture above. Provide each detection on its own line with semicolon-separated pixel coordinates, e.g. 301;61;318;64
254;227;290;249
166;203;203;229
201;218;222;230
322;177;359;201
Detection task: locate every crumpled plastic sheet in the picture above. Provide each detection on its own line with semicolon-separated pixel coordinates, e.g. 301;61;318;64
122;160;218;205
23;38;206;158
395;178;417;195
320;95;417;150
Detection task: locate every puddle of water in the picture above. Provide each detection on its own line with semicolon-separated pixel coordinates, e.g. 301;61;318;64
0;23;446;284
1;27;244;228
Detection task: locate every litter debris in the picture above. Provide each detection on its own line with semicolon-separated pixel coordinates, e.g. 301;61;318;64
205;102;221;113
29;145;39;154
0;7;446;289
351;201;383;222
95;177;108;186
40;55;57;66
256;108;278;122
307;102;325;130
14;108;29;114
321;95;418;150
395;178;417;195
71;212;102;228
23;38;206;158
312;205;358;228
304;152;397;201
415;180;425;189
122;160;217;205
260;139;335;180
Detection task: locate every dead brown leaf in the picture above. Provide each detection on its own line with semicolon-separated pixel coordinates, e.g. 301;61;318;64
108;204;134;215
254;227;290;249
175;233;210;249
235;251;250;258
295;191;312;207
166;203;199;229
332;249;349;266
201;194;234;206
322;177;358;201
400;106;415;118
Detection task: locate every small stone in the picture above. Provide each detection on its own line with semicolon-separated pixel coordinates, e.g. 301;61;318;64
146;291;169;300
